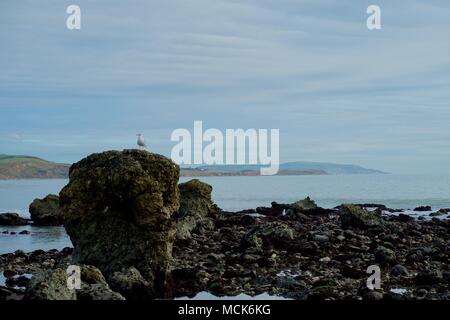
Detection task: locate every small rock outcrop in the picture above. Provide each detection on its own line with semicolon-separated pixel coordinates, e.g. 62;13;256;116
176;179;219;239
59;150;180;299
0;213;29;226
241;222;295;252
291;196;317;211
29;194;63;226
414;205;432;212
339;204;384;230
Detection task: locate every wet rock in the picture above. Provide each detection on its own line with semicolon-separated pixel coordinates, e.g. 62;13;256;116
362;290;384;300
414;206;432;212
176;179;219;240
0;213;29;226
77;265;125;300
310;233;330;243
60;150;180;298
415;270;443;285
24;268;76;300
391;264;409;277
240;222;295;251
363;204;402;213
5;275;31;288
374;246;397;265
78;283;125;300
107;267;152;300
0;287;15;299
255;205;284;216
429;210;446;217
396;214;414;222
339;204;384;230
3;270;17;278
291;197;317;211
19;230;30;235
29;194;63;226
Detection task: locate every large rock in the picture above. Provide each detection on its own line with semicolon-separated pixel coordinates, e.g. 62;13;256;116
176;179;219;239
339;204;384;230
29;194;63;226
0;213;29;226
60;150;180;298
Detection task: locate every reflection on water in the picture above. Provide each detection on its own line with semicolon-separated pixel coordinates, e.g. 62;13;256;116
0;225;72;254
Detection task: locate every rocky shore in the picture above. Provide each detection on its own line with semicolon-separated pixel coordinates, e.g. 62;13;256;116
1;150;449;300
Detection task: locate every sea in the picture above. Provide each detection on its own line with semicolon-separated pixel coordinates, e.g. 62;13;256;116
1;174;450;255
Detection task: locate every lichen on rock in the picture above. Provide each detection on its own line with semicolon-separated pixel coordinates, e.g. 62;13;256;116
176;179;219;240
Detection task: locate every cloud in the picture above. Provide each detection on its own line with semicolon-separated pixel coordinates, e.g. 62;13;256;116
0;0;449;173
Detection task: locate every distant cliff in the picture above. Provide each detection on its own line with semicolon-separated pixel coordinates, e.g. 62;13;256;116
195;162;387;175
0;155;69;179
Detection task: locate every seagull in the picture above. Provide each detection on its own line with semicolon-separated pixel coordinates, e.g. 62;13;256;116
136;133;147;150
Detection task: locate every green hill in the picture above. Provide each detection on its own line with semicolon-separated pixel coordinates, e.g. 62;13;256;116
0;155;69;179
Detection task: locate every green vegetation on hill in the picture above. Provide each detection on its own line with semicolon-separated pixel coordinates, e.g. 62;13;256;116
0;154;69;179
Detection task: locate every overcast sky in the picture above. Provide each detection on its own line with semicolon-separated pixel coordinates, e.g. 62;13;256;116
1;0;449;173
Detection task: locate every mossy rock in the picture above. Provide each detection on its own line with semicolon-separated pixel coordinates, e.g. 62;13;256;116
60;150;180;298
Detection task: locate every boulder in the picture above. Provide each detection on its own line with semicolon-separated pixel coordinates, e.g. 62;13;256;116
414;206;432;212
415;270;444;285
29;194;63;226
176;179;219;239
24;268;76;300
107;267;152;300
391;264;409;277
374;246;397;265
60;150;180;298
291;197;317;211
77;265;125;300
0;213;29;226
429;210;447;217
339;204;384;230
241;222;295;251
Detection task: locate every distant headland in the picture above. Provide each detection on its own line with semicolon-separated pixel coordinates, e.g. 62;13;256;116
0;154;387;180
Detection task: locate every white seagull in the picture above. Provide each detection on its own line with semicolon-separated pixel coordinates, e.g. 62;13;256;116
136;133;147;150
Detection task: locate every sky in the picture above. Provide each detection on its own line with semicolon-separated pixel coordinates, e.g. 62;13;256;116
0;0;449;174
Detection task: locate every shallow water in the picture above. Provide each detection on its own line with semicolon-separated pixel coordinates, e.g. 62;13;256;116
0;225;71;254
0;174;449;254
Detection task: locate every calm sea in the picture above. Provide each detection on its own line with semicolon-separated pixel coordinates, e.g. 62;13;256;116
1;174;449;254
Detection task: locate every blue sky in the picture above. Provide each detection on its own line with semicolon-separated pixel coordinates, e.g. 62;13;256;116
1;0;449;173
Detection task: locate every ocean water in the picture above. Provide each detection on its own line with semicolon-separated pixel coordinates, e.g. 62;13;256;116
0;174;450;254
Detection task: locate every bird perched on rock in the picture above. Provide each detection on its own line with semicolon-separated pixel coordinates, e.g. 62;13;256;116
137;133;147;150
